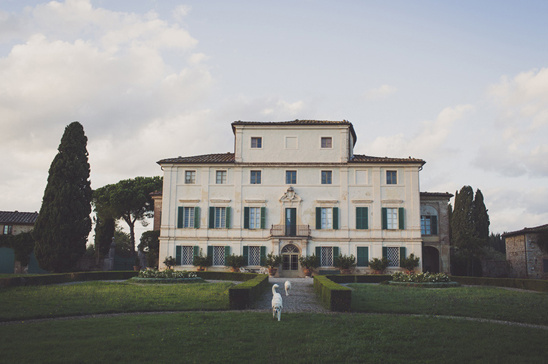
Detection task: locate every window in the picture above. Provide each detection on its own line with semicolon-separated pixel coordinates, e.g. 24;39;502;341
321;137;332;148
356;207;369;229
385;247;400;267
185;170;196;184
248;246;261;266
176;246;195;265
216;170;227;184
209;207;230;229
321;170;332;184
421;215;438;235
250;170;261;184
177;207;200;229
316;246;339;267
244;246;265;266
3;225;12;235
212;246;227;266
357;247;369;267
386;170;397;184
251;137;262;148
244;207;265;229
286;170;297;184
316;207;339;230
382;207;405;230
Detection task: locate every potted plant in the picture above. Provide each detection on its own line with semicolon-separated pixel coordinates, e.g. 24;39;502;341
225;254;245;272
299;254;319;277
369;257;389;274
192;249;212;271
334;254;356;274
163;256;176;270
400;253;420;273
262;252;282;276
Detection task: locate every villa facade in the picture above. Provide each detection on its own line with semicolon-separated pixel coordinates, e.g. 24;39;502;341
156;120;451;276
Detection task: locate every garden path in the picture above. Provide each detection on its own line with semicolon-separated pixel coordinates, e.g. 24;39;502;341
250;277;328;313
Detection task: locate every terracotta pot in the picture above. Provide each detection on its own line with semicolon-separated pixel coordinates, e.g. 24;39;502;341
340;269;352;275
303;268;312;277
268;267;277;276
133;266;140;271
230;267;239;272
196;267;205;272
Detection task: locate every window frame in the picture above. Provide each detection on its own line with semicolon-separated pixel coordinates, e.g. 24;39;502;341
251;137;262;149
184;170;196;184
286;170;297;184
321;170;332;185
250;170;262;184
216;170;227;184
386;170;397;185
321;137;333;149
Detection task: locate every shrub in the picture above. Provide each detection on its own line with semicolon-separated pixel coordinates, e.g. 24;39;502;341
334;254;356;270
138;268;197;279
262;252;281;268
163;256;176;269
400;253;420;272
299;254;320;269
225;254;246;269
369;257;389;273
193;249;212;268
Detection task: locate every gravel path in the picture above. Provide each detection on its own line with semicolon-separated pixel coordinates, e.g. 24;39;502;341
250;277;328;313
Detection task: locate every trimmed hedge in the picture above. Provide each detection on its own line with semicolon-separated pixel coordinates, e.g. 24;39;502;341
451;276;548;292
325;274;392;284
386;281;460;288
129;277;205;284
0;271;138;288
313;275;351;311
228;274;270;309
194;271;260;282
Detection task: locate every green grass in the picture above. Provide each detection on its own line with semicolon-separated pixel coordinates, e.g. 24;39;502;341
0;281;233;321
349;283;548;325
1;312;546;364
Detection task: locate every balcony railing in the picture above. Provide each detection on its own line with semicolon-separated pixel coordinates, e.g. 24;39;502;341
270;224;310;237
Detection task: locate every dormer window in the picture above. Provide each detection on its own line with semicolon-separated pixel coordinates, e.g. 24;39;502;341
321;137;332;148
251;137;262;148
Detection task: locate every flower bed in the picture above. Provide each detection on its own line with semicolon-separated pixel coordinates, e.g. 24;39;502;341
130;269;204;284
388;272;459;288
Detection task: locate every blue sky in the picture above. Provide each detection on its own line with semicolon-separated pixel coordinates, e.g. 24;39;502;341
1;0;547;235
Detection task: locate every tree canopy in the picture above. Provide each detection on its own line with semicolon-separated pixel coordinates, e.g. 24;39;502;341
93;176;162;253
33;122;92;272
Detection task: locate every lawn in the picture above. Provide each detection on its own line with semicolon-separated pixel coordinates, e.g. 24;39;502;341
0;312;546;363
0;281;233;321
349;283;548;325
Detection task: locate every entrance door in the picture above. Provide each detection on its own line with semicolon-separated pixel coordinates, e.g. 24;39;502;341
285;208;296;236
281;244;300;278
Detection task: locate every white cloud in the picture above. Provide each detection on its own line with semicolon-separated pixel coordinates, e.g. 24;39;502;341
364;84;397;99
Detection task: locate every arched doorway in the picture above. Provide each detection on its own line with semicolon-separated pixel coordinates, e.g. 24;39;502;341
281;243;300;278
422;246;440;273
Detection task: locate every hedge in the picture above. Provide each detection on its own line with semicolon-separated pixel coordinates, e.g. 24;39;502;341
313;275;351;311
451;276;548;292
325;274;392;284
0;271;138;288
228;274;270;309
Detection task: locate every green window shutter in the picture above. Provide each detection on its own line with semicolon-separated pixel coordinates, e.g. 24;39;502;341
176;246;182;265
244;207;250;229
399;207;405;230
315;247;321;258
207;246;213;259
333;247;340;262
194;207;200;228
431;216;438;235
260;207;266;229
243;246;249;265
177;207;184;228
316;207;322;229
225;246;231;261
382;208;388;230
356;207;368;229
226;207;231;229
399;247;406;267
209;207;215;228
382;247;388;258
357;247;369;267
333;207;339;230
193;246;199;257
260;246;266;266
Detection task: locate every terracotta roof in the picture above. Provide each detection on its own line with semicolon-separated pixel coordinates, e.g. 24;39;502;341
158;153;235;164
350;154;425;165
0;211;39;225
502;224;548;238
420;192;454;198
231;120;357;146
158;152;425;166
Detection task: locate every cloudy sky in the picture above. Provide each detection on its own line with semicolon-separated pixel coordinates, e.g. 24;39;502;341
1;0;547;236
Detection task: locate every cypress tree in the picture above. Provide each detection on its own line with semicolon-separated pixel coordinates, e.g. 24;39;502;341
33;122;92;272
473;189;490;244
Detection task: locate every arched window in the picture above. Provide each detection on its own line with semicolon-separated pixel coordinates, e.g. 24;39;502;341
420;205;438;235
